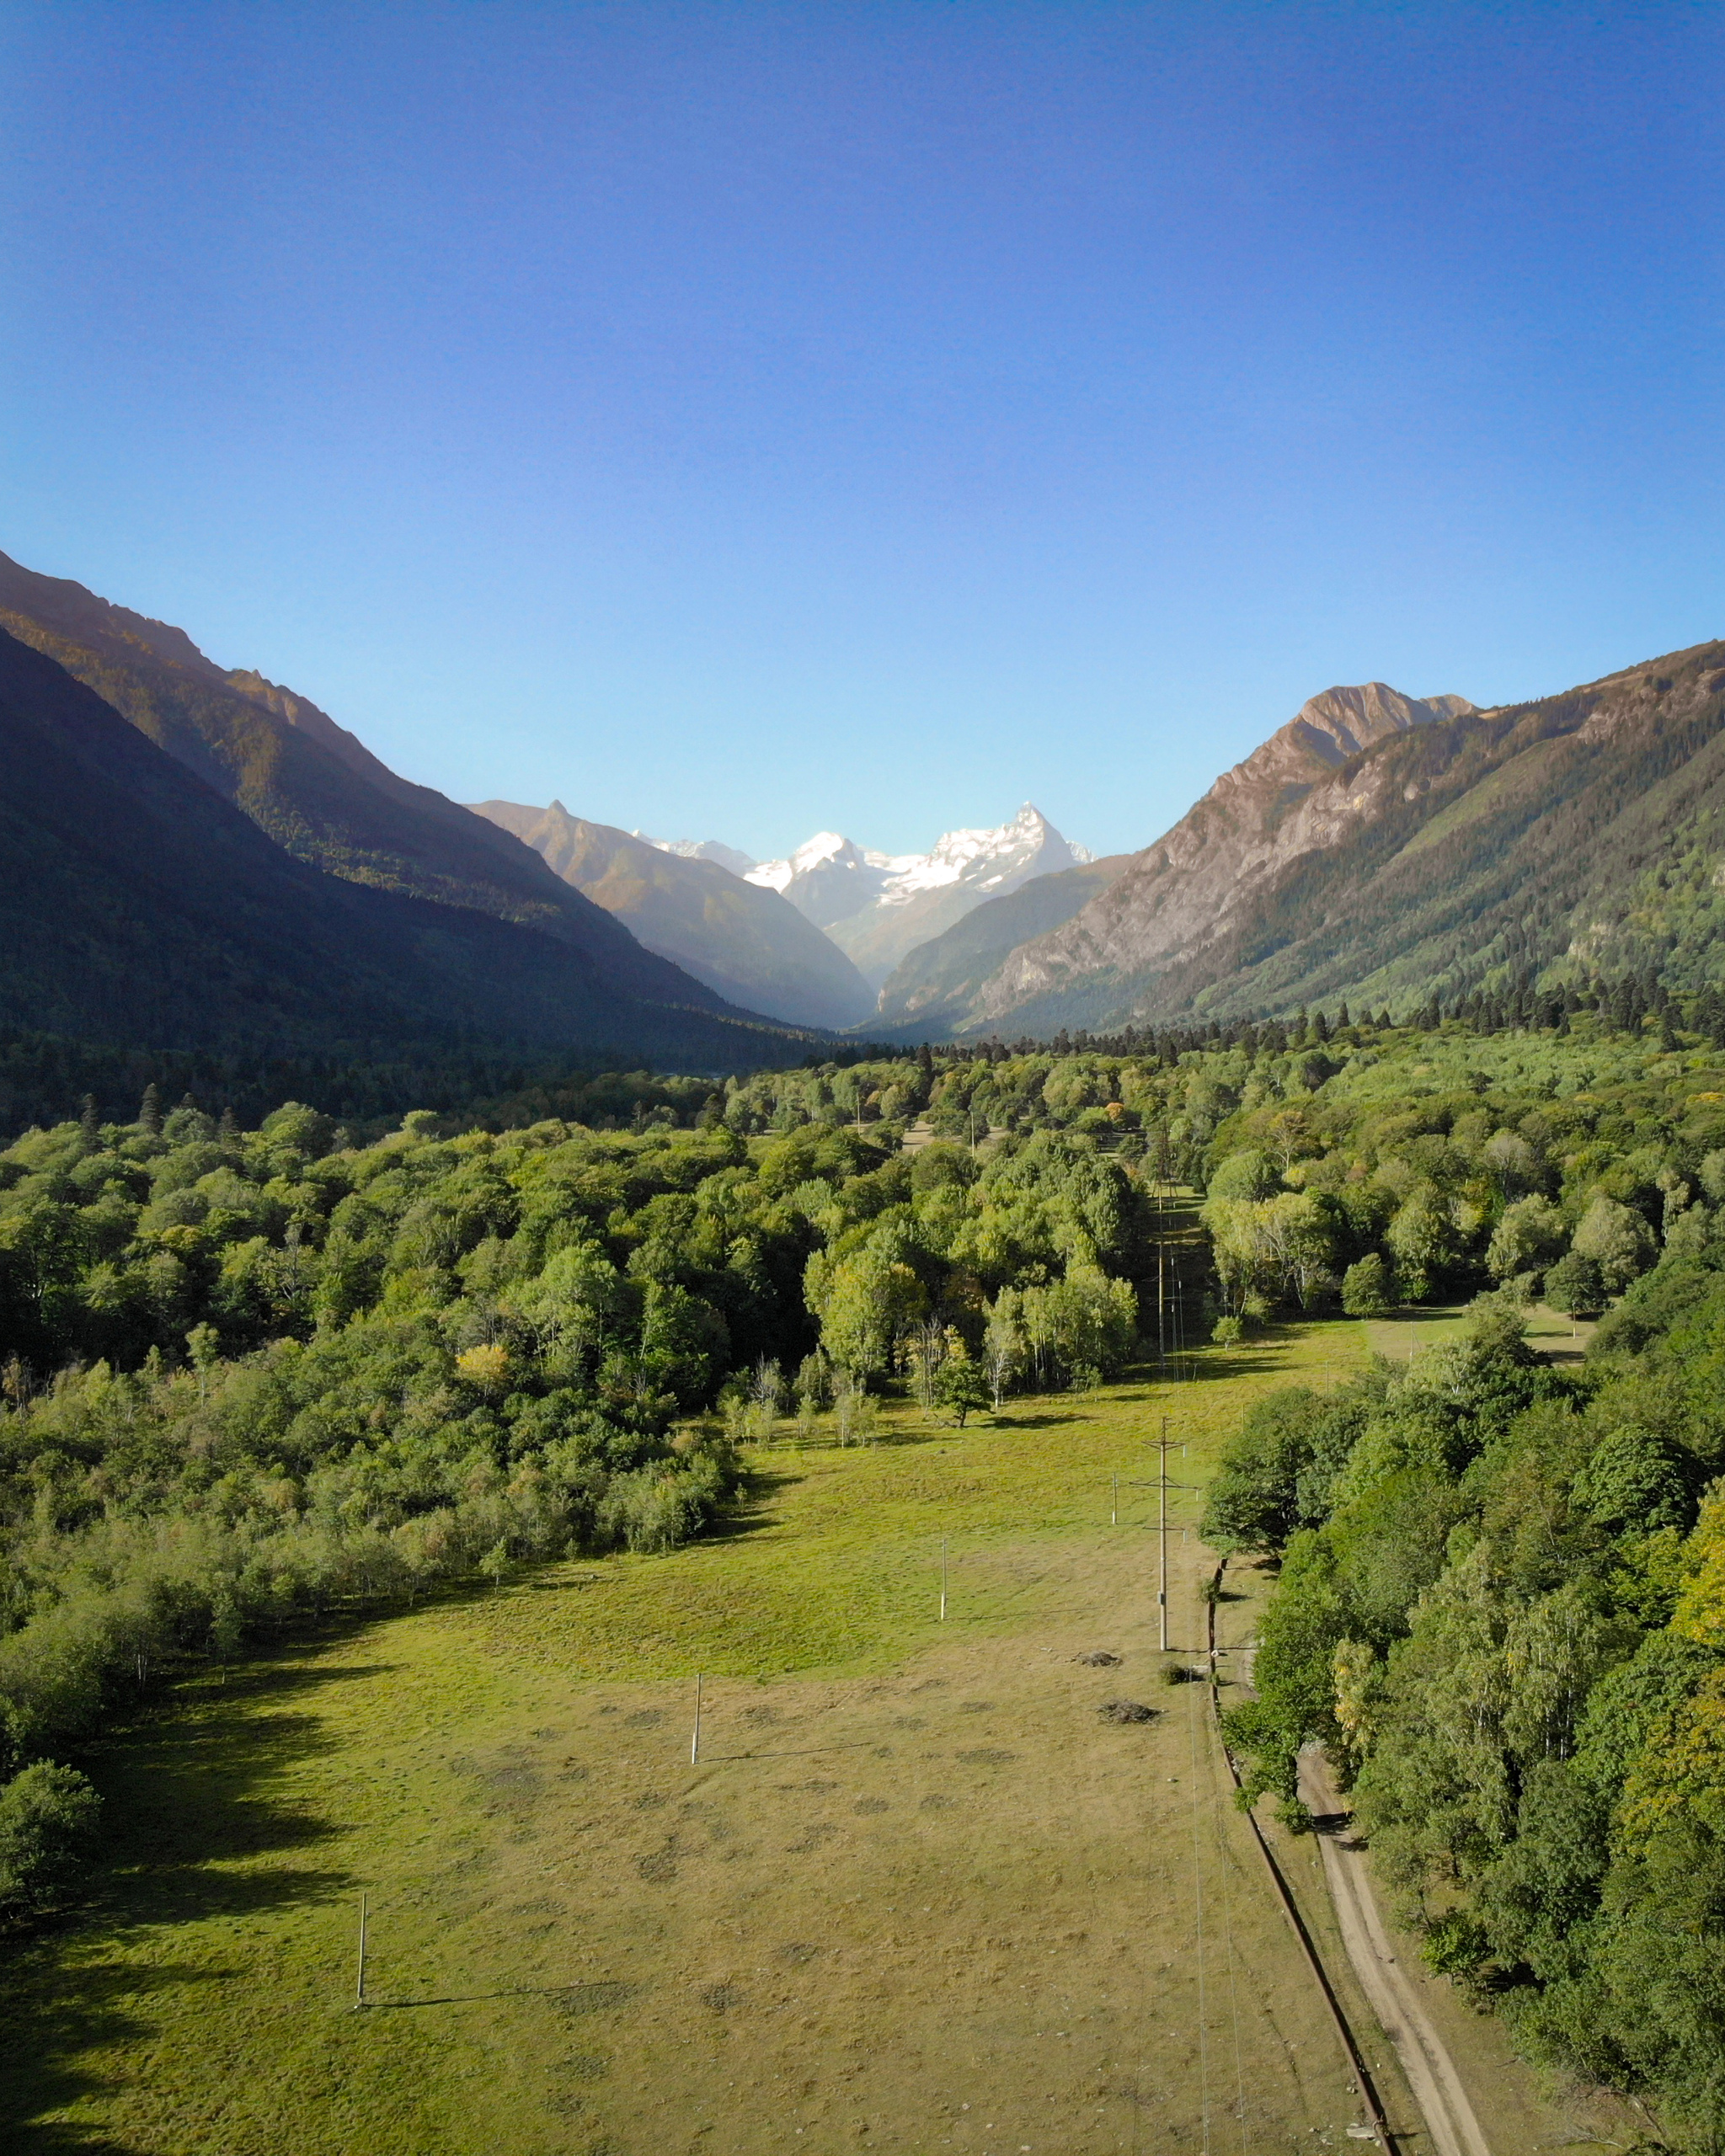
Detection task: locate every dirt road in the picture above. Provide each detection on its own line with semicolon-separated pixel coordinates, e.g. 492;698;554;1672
1298;1746;1494;2156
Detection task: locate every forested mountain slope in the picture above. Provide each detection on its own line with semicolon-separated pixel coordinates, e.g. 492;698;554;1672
473;802;876;1031
0;549;719;1013
892;660;1725;1035
0;629;798;1070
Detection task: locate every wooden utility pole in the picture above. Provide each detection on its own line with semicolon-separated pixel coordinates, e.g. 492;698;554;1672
1157;1417;1171;1651
1175;1272;1186;1381
355;1892;368;2009
691;1673;702;1764
1157;1243;1167;1374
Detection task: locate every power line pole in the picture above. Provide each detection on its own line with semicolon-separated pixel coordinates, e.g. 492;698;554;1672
1157;1241;1167;1375
1158;1417;1171;1652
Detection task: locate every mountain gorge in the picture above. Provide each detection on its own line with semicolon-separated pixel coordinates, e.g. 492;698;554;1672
9;537;1723;1073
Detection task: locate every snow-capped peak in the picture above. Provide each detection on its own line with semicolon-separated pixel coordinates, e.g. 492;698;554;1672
741;804;1087;934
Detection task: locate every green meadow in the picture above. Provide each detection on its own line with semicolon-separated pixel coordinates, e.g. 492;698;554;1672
3;1320;1627;2156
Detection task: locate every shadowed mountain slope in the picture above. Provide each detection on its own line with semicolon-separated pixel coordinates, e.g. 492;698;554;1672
0;628;800;1069
473;803;876;1031
0;550;721;1014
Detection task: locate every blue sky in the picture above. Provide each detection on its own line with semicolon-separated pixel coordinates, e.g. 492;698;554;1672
4;3;1721;862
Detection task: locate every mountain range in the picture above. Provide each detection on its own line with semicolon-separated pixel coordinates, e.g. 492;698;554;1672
509;803;1099;1006
888;661;1725;1037
0;552;804;1072
741;806;1092;987
4;541;1722;1075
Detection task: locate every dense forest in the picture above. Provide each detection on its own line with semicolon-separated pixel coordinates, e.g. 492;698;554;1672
1194;1027;1725;2151
5;1004;1725;2147
0;1044;1167;1910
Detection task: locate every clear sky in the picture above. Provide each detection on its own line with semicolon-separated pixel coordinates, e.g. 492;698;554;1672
4;3;1721;863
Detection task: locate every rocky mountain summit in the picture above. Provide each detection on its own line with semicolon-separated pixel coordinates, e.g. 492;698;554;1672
964;685;1475;1027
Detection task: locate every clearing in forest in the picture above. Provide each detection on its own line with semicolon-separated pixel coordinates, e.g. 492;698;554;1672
0;1321;1587;2154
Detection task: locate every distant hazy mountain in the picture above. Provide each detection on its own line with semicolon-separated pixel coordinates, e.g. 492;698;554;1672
473;803;874;1030
633;832;757;878
0;627;796;1070
746;804;1092;989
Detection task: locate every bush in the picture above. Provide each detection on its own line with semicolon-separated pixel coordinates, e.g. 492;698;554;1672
1420;1908;1493;1985
0;1761;101;1914
934;1358;991;1426
1211;1315;1245;1348
597;1463;721;1555
1340;1254;1391;1317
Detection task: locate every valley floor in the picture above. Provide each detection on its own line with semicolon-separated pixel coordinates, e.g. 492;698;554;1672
2;1328;1634;2154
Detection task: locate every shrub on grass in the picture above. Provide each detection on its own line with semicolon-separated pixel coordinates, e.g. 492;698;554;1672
0;1761;101;1915
1340;1254;1391;1317
935;1358;991;1427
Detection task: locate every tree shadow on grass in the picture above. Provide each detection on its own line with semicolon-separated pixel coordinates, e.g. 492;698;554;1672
1;1657;366;2152
1176;1348;1298;1381
0;1940;229;2155
699;1507;779;1545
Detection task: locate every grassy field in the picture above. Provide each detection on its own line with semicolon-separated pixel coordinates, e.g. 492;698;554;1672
0;1319;1612;2155
1360;1299;1597;1367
